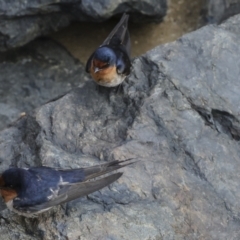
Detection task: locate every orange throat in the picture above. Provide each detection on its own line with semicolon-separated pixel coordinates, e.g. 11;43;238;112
0;189;17;202
0;176;17;202
90;63;117;83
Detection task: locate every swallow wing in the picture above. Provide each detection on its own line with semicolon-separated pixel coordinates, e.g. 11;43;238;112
101;13;131;56
81;159;133;180
57;159;134;182
15;173;122;213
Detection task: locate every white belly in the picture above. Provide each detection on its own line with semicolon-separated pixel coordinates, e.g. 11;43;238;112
97;74;126;87
6;200;52;218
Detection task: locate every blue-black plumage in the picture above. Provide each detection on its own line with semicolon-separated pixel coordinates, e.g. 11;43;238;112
0;160;134;217
86;13;131;87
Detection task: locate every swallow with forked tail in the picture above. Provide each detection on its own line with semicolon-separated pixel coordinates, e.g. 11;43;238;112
0;160;134;217
86;13;131;87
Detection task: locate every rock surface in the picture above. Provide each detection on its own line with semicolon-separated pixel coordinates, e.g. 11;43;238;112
0;38;87;131
0;0;167;51
1;14;240;240
205;0;240;23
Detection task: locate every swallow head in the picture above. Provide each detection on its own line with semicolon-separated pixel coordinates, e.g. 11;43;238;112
1;168;22;190
92;47;116;73
0;169;21;203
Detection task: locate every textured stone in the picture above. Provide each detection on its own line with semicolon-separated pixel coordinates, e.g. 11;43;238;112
205;0;240;23
0;38;87;131
0;0;167;51
1;13;240;240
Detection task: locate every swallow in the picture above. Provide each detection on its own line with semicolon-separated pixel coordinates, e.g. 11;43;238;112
0;160;134;217
86;13;131;87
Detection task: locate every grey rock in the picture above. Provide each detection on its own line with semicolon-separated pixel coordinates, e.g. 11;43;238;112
205;0;240;23
1;13;240;240
220;14;240;35
0;38;87;131
0;0;167;51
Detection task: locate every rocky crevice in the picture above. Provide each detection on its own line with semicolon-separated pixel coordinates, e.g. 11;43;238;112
191;103;240;141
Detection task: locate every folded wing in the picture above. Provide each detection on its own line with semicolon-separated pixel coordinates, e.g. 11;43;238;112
15;173;122;213
101;13;131;56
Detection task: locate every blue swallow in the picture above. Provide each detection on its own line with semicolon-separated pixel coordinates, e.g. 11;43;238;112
0;160;133;217
86;13;131;87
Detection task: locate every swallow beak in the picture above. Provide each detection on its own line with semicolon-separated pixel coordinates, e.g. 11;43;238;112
94;67;100;73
